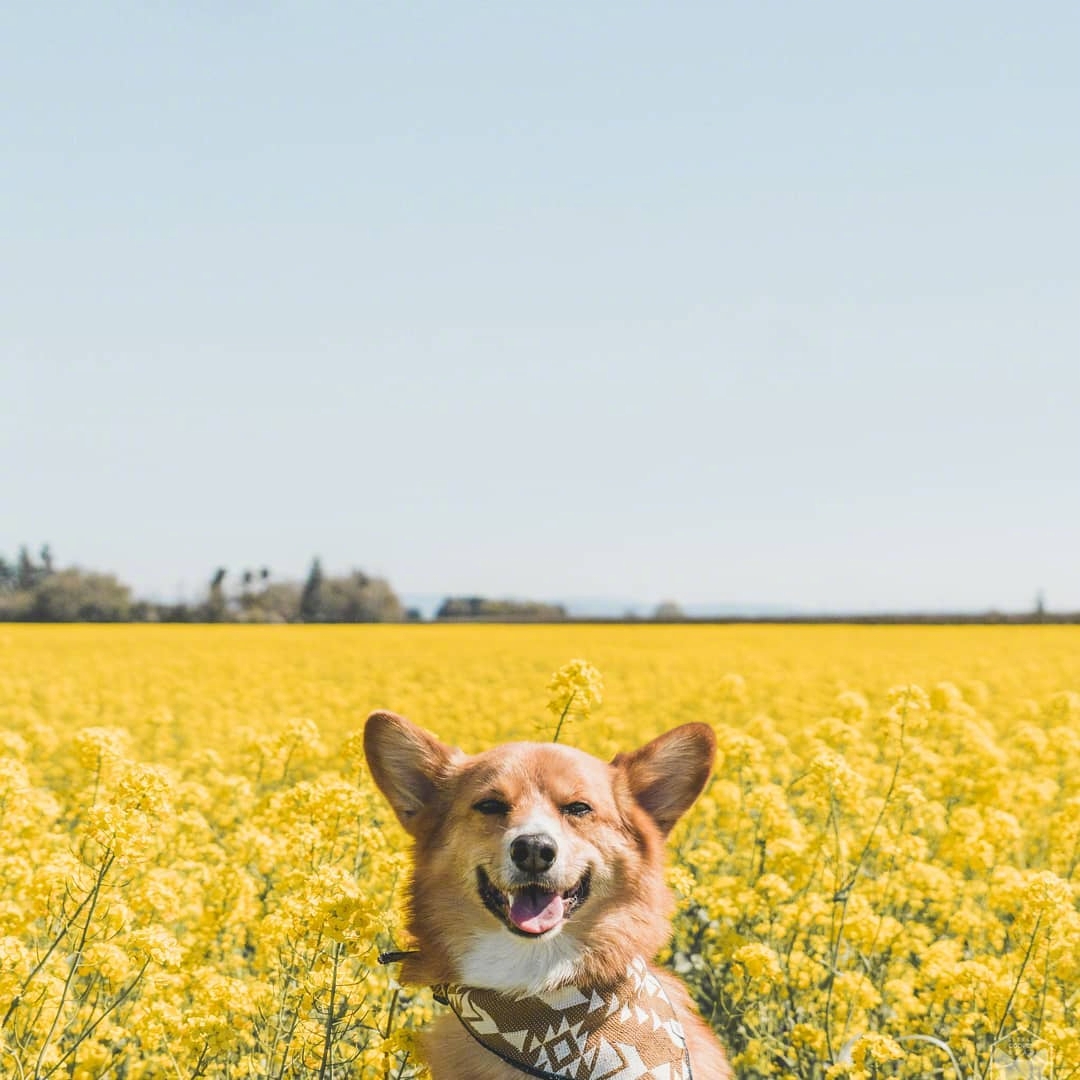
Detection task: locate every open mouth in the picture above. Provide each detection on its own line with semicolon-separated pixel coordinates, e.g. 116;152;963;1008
477;866;591;937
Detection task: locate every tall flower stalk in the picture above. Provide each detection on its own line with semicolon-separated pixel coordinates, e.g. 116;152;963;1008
545;659;604;742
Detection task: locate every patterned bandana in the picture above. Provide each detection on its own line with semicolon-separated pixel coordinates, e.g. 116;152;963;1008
433;956;693;1080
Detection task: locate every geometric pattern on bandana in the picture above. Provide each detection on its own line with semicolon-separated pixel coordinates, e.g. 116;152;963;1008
435;956;693;1080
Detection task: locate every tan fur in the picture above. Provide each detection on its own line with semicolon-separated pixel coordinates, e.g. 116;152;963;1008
364;712;732;1079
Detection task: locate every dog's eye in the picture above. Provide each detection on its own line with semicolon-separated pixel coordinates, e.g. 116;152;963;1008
562;801;593;817
473;798;510;816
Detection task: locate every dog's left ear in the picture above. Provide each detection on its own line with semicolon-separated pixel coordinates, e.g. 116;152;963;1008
613;723;716;835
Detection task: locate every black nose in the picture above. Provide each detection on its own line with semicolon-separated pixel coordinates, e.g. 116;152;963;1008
510;833;558;873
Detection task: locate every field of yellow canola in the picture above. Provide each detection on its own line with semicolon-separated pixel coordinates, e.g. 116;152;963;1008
1;624;1078;1079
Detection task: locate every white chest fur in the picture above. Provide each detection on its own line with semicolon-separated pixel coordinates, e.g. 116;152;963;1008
456;927;584;997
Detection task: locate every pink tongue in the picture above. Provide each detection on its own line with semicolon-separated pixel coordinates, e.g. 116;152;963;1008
509;889;565;935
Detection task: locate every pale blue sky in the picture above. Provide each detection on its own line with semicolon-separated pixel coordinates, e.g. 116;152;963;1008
3;2;1078;611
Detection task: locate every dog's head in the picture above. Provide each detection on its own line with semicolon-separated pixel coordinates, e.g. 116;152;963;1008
364;712;715;993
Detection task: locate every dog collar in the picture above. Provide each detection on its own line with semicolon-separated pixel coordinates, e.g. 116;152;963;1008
433;956;693;1080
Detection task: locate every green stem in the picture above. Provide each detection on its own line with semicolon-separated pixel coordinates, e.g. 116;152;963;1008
381;989;400;1080
551;691;576;743
41;960;150;1079
981;912;1043;1080
823;796;847;1063
33;850;114;1076
316;943;342;1080
2;878;103;1030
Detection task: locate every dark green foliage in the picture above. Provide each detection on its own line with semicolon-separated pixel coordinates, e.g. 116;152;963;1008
30;569;132;621
300;558;324;622
436;596;567;621
205;567;228;622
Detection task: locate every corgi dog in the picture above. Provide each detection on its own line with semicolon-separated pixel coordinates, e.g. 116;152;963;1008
364;711;732;1079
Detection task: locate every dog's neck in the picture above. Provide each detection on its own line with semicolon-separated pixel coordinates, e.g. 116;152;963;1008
456;926;587;997
433;955;692;1080
387;917;666;998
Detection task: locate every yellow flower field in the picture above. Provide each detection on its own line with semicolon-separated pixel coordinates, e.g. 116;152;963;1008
1;624;1078;1079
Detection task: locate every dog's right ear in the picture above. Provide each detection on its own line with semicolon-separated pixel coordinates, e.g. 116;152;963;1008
364;711;462;834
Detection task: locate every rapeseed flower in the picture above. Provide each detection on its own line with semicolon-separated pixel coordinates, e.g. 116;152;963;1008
0;624;1077;1078
545;657;604;741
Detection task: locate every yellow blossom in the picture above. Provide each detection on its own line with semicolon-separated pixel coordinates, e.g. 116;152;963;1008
546;658;603;740
0;624;1077;1079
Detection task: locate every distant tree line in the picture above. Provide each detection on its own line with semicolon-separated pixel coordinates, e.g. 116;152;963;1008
0;546;689;624
4;546;1068;624
0;546;135;622
435;596;569;620
0;546;407;623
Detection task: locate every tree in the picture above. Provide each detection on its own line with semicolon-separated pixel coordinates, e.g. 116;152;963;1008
30;569;132;622
435;596;567;621
16;546;38;591
319;572;403;622
242;582;302;623
300;558;324;622
653;600;684;620
205;568;228;622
